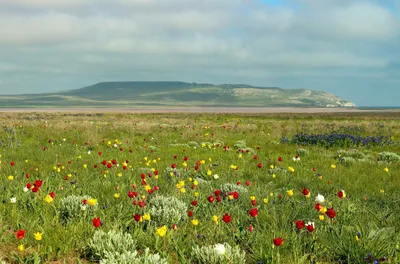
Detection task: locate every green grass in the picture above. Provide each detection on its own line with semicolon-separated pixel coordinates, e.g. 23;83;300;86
0;112;399;263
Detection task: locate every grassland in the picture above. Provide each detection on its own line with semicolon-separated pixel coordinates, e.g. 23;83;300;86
0;111;399;263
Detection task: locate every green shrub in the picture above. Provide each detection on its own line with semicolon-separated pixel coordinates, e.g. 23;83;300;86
101;248;167;264
88;230;137;261
220;183;248;196
147;195;187;225
378;152;400;162
59;195;95;222
192;243;246;264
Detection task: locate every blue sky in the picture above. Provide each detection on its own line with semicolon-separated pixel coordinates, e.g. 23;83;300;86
0;0;399;106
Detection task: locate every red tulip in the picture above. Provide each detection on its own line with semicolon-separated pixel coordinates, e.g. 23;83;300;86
191;200;198;206
92;217;101;228
257;163;263;168
295;220;305;230
222;213;232;223
249;208;258;217
188;211;193;217
134;214;141;222
249;225;254;232
273;238;283;246
306;223;315;232
326;208;336;219
302;188;310;196
16;229;25;240
207;196;215;203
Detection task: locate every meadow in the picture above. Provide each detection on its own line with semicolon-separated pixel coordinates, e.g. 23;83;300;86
0;111;399;264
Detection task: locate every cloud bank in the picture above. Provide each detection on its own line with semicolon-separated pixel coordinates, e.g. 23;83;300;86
0;0;399;105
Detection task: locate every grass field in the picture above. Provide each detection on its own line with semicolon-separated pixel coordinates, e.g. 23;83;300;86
0;112;399;264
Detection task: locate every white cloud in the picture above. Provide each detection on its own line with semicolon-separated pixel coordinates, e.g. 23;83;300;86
0;0;398;105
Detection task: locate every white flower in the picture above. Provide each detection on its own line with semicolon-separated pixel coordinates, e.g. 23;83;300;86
213;174;219;180
63;138;66;141
315;194;325;203
307;221;315;228
293;156;300;161
10;197;16;203
214;243;226;255
80;205;87;211
23;187;29;193
88;151;91;155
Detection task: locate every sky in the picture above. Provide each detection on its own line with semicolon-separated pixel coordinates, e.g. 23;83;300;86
0;0;399;106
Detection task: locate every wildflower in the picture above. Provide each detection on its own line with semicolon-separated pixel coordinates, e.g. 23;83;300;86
143;213;151;221
10;197;16;203
263;198;269;204
134;214;142;222
92;217;102;228
34;232;43;241
212;215;219;225
319;215;325;221
287;190;294;196
18;244;24;252
213;174;219;179
88;198;97;206
214;244;226;255
114;193;120;199
222;213;232;223
288;167;295;173
156;225;167;237
331;164;336;169
356;232;361;242
295;220;305;230
191;219;199;226
320;206;327;214
302;188;310;196
44;195;54;203
384;167;389;173
273;238;283;247
249;208;258;217
207;196;215;203
180;187;186;193
326;208;336;218
8;175;14;181
306;222;315;232
315;194;325;203
337;190;346;198
16;229;25;240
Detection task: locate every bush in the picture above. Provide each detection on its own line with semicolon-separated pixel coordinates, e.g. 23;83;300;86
147;195;187;225
192;243;246;264
101;248;167;264
220;183;248;196
336;149;366;160
296;148;309;156
378;152;400;163
87;230;137;261
59;195;95;222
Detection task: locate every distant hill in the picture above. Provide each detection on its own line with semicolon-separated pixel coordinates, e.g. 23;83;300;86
0;81;355;108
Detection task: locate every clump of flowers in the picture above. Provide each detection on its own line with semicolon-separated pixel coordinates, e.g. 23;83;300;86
147;195;187;225
101;248;167;264
192;242;246;264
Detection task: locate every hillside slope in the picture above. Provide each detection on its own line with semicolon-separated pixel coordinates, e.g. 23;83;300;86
0;81;355;108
